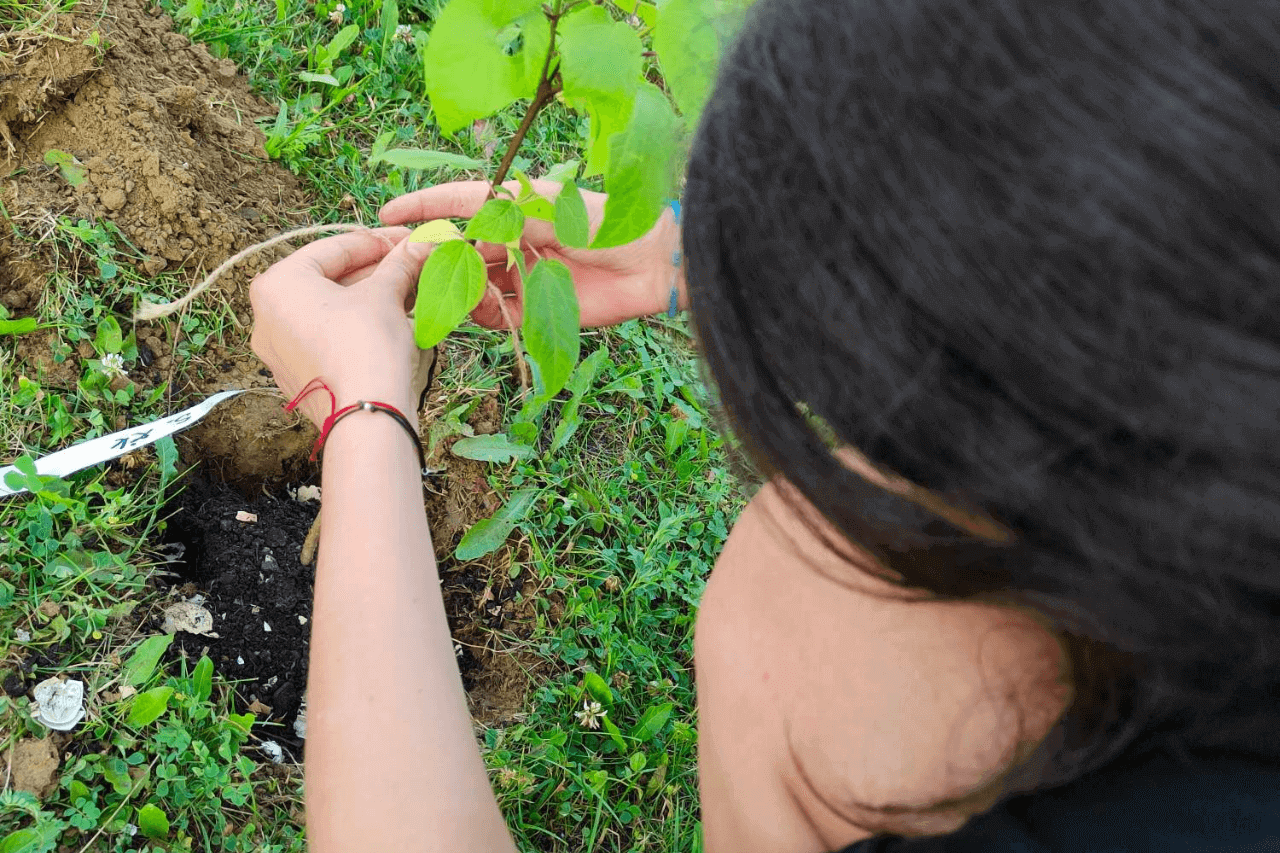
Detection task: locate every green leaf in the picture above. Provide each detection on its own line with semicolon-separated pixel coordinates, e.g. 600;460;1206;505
582;96;632;178
506;244;527;279
517;195;555;221
413;240;488;349
566;345;609;397
380;0;399;59
192;655;213;703
664;417;691;457
227;712;255;735
542;159;580;184
523;260;580;398
583;671;613;705
136;803;170;840
630;702;674;743
43;149;87;186
95;316;123;355
464;198;525;243
593;83;681;249
409;219;464;243
126;686;173;728
654;0;753;127
154;436;179;484
451;434;535;462
601;715;627;752
120;634;174;688
298;71;339;85
371;148;485;171
324;23;360;60
68;779;90;805
0;317;37;336
0;829;42;853
514;168;536;201
558;7;642;112
455;488;538;561
370;130;395;162
422;0;548;136
553;180;590;248
102;757;132;795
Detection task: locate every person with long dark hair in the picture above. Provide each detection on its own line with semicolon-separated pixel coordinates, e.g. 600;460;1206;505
248;0;1280;849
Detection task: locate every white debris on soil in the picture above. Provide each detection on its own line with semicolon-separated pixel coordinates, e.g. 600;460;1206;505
298;615;307;625
263;621;271;632
237;656;245;665
292;485;321;503
31;677;86;731
15;628;30;642
235;510;258;523
161;601;218;637
260;740;284;764
294;695;308;740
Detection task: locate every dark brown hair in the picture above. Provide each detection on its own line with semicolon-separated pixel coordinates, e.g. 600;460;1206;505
684;0;1280;790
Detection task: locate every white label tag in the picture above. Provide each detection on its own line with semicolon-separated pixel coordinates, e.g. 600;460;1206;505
0;389;247;498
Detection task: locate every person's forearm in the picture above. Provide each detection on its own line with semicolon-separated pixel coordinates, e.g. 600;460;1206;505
305;410;516;853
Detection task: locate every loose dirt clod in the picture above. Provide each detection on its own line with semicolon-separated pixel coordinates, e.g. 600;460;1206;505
8;737;61;798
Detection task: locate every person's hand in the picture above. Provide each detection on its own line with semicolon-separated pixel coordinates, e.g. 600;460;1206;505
249;227;433;429
379;180;682;329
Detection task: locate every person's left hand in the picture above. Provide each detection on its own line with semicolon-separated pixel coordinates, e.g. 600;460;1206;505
249;227;433;430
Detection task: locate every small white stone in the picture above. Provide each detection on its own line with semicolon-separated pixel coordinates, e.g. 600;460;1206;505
237;656;245;665
263;622;271;632
260;740;284;764
161;601;215;636
294;485;321;503
298;615;307;625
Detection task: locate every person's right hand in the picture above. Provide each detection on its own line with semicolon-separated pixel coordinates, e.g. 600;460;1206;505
378;180;684;329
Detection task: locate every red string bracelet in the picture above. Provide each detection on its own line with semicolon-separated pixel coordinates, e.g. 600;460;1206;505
284;380;428;474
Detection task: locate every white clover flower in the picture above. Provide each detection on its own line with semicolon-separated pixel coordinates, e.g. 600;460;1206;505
100;352;126;378
395;23;412;43
575;700;606;730
328;3;345;24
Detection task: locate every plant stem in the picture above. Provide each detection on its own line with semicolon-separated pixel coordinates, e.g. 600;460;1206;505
491;78;561;188
487;281;530;390
490;0;566;188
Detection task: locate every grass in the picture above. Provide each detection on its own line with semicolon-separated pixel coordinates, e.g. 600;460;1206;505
0;0;745;850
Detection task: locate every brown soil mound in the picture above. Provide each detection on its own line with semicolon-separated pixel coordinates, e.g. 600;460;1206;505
0;0;307;315
1;0;546;742
1;0;318;490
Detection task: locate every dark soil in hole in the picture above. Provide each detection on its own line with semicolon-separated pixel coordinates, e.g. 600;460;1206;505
154;431;553;761
157;476;319;757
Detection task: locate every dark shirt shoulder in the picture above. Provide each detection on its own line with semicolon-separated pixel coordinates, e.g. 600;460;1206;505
835;749;1280;853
